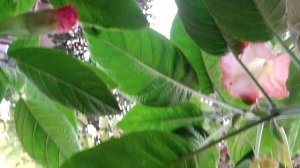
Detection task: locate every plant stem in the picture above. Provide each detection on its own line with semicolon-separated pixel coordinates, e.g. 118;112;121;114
233;55;276;109
168;112;279;167
254;123;264;157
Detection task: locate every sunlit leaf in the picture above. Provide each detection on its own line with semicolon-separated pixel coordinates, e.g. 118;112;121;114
118;101;203;134
85;28;198;106
171;15;214;94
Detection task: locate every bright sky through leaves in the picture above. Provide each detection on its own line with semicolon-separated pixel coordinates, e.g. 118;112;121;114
150;0;177;38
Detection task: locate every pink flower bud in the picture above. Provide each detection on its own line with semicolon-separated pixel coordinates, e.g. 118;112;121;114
220;43;291;104
51;5;78;32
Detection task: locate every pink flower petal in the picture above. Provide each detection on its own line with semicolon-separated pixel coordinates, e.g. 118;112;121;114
258;53;290;99
220;52;243;81
220;42;290;104
224;72;260;103
241;43;275;64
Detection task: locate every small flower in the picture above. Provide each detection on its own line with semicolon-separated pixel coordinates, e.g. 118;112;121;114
220;42;291;104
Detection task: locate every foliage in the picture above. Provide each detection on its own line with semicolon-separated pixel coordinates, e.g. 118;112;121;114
0;0;299;168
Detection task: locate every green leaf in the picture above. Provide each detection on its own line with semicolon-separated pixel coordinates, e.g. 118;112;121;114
0;70;8;101
170;15;214;94
170;15;247;109
118;101;203;134
61;131;199;168
0;0;36;20
175;0;286;55
49;0;147;29
227;123;291;166
281;119;300;156
287;121;300;156
175;0;228;55
201;0;273;41
9;48;120;115
227;126;256;165
23;79;79;132
85;28;198;106
175;126;220;168
14;99;80;168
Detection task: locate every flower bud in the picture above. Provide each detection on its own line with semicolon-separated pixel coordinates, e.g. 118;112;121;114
0;5;78;37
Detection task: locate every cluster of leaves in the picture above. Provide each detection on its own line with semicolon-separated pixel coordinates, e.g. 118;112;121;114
0;0;300;168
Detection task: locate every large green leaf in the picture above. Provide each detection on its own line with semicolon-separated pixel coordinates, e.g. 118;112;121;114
49;0;147;29
170;15;213;94
175;0;228;55
9;48;120;115
61;131;201;168
0;0;36;20
14;99;80;168
170;15;247;109
201;0;277;41
118;101;203;134
175;0;286;55
85;28;198;106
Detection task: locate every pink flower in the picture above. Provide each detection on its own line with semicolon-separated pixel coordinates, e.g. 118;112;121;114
220;43;291;104
51;5;78;32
